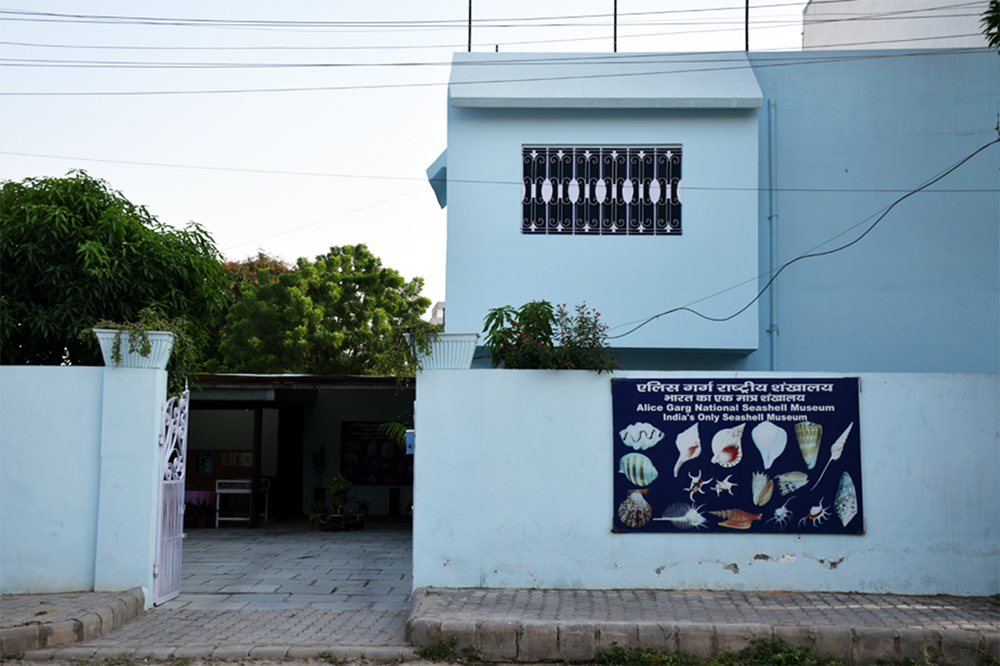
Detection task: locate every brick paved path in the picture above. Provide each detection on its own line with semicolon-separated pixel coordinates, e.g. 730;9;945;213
33;520;414;659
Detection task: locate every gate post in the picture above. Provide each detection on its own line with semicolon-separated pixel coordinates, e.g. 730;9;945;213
92;367;167;608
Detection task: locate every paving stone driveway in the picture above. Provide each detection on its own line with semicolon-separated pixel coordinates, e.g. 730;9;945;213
78;520;413;651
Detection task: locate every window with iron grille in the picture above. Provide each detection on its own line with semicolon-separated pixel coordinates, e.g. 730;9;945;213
522;145;682;235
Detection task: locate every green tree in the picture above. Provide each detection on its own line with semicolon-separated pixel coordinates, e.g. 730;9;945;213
983;0;999;48
199;251;294;372
0;171;226;365
218;244;431;375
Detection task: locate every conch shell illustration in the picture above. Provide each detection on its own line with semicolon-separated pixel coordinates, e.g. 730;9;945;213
752;421;787;470
811;422;853;490
834;471;858;527
776;471;809;496
618;489;652;528
795;421;823;469
673;423;701;477
619;422;665;451
752;472;774;506
709;508;761;530
710;423;744;467
618;452;659;487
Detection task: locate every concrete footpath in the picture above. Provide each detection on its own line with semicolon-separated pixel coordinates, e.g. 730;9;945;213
3;521;998;664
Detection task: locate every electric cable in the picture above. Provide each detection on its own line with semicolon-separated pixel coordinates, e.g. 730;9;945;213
605;138;1000;339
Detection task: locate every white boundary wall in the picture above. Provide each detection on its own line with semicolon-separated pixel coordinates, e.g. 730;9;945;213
1;366;165;606
413;371;999;595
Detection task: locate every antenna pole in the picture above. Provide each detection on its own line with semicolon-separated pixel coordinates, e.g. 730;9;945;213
468;0;472;52
614;0;618;52
745;0;749;51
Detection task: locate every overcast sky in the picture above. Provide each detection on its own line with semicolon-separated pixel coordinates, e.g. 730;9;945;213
0;1;812;310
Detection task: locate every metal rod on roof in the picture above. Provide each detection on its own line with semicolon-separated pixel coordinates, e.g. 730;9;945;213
614;0;618;52
468;0;472;52
746;0;750;51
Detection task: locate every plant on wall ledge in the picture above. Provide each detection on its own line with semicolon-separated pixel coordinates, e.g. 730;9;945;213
483;300;619;373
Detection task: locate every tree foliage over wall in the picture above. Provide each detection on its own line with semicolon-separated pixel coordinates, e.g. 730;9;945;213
0;171;226;365
218;244;431;375
983;0;1000;49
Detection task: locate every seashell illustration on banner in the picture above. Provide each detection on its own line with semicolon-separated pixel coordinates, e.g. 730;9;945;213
811;422;854;490
619;422;665;450
618;489;653;528
834;471;858;527
709;508;762;530
710;423;745;467
654;502;708;530
776;471;809;496
752;421;787;470
752;472;774;506
673;423;701;477
795;421;823;469
618;452;659;487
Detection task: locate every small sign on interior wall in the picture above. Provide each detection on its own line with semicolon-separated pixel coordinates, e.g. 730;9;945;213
612;378;863;534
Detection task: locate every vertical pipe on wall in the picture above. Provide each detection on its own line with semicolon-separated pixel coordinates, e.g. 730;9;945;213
767;98;779;371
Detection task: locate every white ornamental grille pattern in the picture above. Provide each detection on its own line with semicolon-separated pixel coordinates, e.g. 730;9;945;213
522;145;682;235
154;390;189;606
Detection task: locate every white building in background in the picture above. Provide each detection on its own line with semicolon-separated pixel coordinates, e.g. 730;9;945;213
803;0;990;49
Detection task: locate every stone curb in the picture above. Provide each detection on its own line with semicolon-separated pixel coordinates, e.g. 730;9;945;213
405;613;999;666
20;645;420;661
1;588;144;658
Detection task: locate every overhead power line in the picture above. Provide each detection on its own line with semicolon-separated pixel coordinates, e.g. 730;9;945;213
606;138;1000;340
0;48;987;96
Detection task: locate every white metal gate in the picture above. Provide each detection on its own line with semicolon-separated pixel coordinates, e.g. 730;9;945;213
154;389;189;605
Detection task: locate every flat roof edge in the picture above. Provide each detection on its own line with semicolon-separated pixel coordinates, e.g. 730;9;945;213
450;97;763;109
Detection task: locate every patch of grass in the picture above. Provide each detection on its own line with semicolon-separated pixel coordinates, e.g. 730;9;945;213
318;651;342;664
86;657;145;666
33;610;49;617
416;634;459;661
594;639;846;666
169;658;190;666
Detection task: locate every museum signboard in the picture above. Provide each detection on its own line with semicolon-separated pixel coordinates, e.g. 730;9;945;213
612;378;863;534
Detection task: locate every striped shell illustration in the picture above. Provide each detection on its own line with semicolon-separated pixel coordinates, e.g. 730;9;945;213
618;452;659;487
619;422;665;451
776;471;809;496
710;423;744;467
795;421;823;469
618;489;653;528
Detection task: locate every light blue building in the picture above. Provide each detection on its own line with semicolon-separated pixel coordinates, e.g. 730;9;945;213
429;50;999;373
412;49;999;596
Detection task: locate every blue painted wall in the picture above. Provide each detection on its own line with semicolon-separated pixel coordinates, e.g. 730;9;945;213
414;370;1000;595
0;366;165;604
441;50;999;373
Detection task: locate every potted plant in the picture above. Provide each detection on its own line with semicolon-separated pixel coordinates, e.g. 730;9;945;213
328;475;352;507
308;500;327;531
80;307;197;395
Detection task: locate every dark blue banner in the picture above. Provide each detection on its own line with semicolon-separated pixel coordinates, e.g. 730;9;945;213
612;378;863;534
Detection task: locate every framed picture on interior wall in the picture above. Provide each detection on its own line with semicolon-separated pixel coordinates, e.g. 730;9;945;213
340;421;413;485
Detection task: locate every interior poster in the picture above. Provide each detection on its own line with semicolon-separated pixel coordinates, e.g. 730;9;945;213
612;378;863;535
341;421;413;485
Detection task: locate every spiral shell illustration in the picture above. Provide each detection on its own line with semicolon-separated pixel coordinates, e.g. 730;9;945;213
618;452;659;487
752;472;774;506
776;471;809;496
618;489;652;528
795;421;823;469
709;508;761;530
673;423;701;477
752;421;787;470
619;422;665;451
834;471;858;527
710;423;744;467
